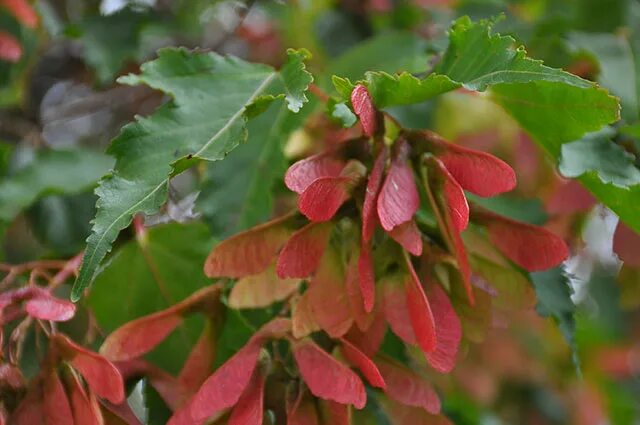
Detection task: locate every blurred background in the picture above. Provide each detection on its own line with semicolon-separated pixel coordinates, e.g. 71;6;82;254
1;0;639;424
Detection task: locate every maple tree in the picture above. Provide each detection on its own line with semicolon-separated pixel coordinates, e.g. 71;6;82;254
1;1;640;424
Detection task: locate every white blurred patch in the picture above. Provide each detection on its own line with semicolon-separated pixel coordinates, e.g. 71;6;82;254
100;0;155;15
564;205;622;304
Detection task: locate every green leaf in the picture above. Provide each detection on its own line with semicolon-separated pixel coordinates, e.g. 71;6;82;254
325;31;428;87
327;98;357;128
73;48;312;300
72;7;152;84
567;32;638;121
0;148;114;223
530;267;579;369
466;194;548;225
197;98;309;236
363;72;459;108
87;222;214;373
559;127;640;188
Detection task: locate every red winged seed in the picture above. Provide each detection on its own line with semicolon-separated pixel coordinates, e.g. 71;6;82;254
292;291;321;338
340;338;386;388
307;248;354;337
1;0;39;28
388;220;423;256
433;158;469;232
346;251;374;329
101;285;220;361
381;397;453;425
345;312;387;358
67;371;107;425
0;31;22;63
170;319;290;424
323;400;352;425
102;314;182;362
420;130;516;197
287;399;320;425
277;221;333;278
117;359;184;410
377;141;419;231
228;370;265;425
362;147;388;242
613;222;640;267
43;372;74;425
357;242;376;313
425;284;461;373
376;359;441;414
178;324;216;395
404;255;437;354
204;214;293;278
229;266;300;309
298;161;366;222
423;157;474;305
54;335;125;404
298;176;351;221
11;383;45;425
351;84;377;137
292;339;366;408
173;341;262;424
25;293;76;322
381;275;416;345
285;154;345;194
476;210;569;271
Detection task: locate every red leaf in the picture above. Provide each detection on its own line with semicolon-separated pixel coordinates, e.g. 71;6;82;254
67;372;104;425
476;210;569;271
101;286;220;361
0;31;21;63
381;274;416;345
613;222;640;267
0;0;39;28
346;251;374;329
228;370;265;425
24;290;76;322
307;248;353;338
376;359;440;414
340;338;386;388
377;141;419;231
362;147;388;242
54;335;125;404
433;159;469;232
44;373;74;425
285;153;345;194
425;284;461;373
357;242;376;313
404;254;437;354
204;214;293;278
293;339;366;408
277;222;333;278
351;84;376;137
178;324;216;395
387;220;423;256
421;130;516;197
287;399;319;425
